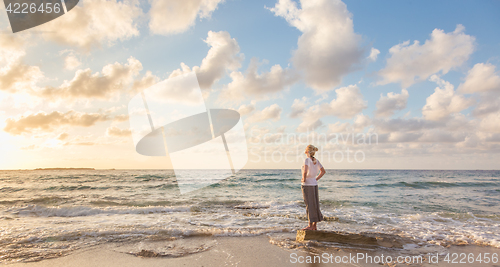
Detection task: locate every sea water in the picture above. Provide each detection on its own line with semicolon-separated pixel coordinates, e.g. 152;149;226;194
0;169;499;262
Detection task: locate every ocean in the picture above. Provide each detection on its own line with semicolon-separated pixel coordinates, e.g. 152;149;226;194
0;169;499;263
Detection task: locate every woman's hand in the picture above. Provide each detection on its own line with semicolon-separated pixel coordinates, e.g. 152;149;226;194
316;167;326;181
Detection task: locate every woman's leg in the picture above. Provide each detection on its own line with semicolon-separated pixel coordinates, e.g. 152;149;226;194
305;186;321;230
314;186;323;224
302;185;315;230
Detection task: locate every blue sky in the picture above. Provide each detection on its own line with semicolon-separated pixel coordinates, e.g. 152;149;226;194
1;0;500;169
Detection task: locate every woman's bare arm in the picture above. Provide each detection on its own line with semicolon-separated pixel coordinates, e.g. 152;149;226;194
302;165;308;183
316;167;326;181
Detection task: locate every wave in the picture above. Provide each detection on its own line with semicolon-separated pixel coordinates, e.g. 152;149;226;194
4;204;190;217
0;187;25;193
364;181;499;189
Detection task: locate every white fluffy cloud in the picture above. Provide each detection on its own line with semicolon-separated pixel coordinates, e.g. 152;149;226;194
64;54;82;71
0;30;25;63
268;0;365;91
458;63;500;94
3;110;113;135
0;32;43;93
238;103;255;116
328;114;370;133
373;117;439;134
247;104;282;123
422;75;473;121
0;61;43;93
375;89;409;117
371;114;476;146
473;97;500;118
131;71;160;93
479;112;500;133
368;48;380;62
106;126;131;137
296;84;367;131
40;0;143;50
378;25;475;88
457;63;500;118
169;31;243;89
221;58;298;101
39;57;143;100
149;0;224;35
328;85;367;118
290;97;308;118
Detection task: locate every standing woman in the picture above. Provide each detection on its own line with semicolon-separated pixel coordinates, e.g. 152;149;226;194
301;145;326;231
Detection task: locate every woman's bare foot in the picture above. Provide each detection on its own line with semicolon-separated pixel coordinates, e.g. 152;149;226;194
302;226;314;230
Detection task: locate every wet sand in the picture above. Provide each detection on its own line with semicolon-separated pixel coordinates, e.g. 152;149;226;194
7;235;500;267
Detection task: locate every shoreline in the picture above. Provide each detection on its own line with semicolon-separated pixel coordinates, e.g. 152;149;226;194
6;235;500;267
1;169;500;171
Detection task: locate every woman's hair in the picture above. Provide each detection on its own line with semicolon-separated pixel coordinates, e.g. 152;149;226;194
305;145;319;161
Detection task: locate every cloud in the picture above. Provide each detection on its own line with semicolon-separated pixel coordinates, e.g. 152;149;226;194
458;63;500;94
473;97;500;118
61;135;100;146
131;71;159;93
64;54;82;71
327;85;367;118
56;132;69;140
372;112;477;147
373;117;439;134
21;144;38;150
64;141;98;146
237;103;255;116
3;110;114;135
0;61;44;93
456;63;500;118
39;57;142;100
149;0;224;35
247;104;282;123
0;30;25;62
106;126;132;137
328;122;349;133
169;31;243;89
378;25;475;88
290;97;308;118
368;48;380;62
352;114;371;131
375;89;409;117
268;0;365;91
297;84;367;131
328;114;370;133
113;114;129;122
480;112;500;133
40;0;143;50
422;75;473;121
385;132;423;143
0;31;43;93
221;58;298;101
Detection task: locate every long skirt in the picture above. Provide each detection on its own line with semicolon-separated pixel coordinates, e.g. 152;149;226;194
301;185;323;223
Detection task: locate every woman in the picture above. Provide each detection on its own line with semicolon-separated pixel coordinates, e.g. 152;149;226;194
301;145;326;231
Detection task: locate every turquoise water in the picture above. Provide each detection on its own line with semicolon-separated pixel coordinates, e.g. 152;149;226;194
0;169;499;262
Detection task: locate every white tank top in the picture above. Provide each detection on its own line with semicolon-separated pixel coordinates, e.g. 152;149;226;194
302;157;323;186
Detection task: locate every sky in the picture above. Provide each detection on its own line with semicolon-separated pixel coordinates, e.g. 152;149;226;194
0;0;500;170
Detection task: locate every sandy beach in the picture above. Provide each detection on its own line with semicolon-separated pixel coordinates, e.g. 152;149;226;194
6;234;500;267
